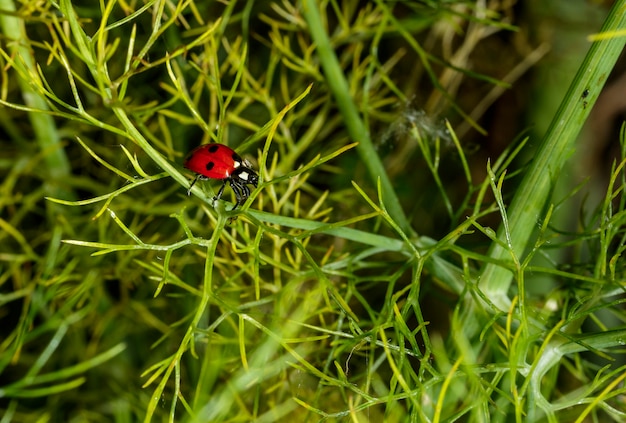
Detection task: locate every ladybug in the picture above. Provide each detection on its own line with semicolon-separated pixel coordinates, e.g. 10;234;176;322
184;143;258;209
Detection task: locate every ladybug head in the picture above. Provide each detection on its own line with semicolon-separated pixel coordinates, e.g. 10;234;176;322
232;166;258;187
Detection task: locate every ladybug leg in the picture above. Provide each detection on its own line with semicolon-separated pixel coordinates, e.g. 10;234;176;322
235;184;252;210
240;184;251;201
229;181;244;210
214;180;228;201
187;175;202;196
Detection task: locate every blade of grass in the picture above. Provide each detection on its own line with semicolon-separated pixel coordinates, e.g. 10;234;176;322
478;1;626;311
301;0;412;235
0;0;73;202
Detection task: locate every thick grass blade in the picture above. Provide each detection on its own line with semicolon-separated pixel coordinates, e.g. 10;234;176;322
478;1;626;310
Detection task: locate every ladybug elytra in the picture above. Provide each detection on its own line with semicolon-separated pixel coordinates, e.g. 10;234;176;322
184;143;258;209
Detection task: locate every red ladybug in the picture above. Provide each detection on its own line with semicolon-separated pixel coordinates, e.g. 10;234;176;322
184;143;258;209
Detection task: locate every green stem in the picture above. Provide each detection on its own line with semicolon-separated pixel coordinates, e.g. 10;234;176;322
0;0;73;201
478;1;626;310
301;0;412;235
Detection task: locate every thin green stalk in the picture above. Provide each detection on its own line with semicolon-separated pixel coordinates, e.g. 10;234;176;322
0;0;73;201
301;0;412;235
478;1;626;310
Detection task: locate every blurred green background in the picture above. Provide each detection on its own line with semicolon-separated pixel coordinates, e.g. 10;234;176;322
2;1;625;421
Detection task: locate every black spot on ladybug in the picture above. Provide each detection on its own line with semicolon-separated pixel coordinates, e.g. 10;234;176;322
205;162;215;171
208;145;220;153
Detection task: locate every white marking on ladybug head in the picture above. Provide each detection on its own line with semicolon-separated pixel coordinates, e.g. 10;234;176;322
238;171;250;181
233;160;242;168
